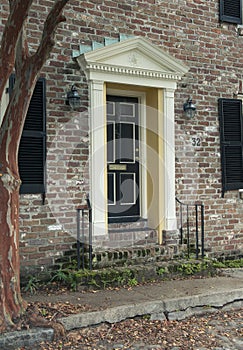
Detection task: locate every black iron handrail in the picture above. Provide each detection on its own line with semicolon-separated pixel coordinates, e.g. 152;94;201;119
176;197;205;259
76;194;92;270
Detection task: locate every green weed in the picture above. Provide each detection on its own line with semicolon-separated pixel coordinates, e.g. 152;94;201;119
24;276;40;294
128;277;138;287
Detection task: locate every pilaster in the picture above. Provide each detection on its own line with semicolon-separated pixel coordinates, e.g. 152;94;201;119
89;80;107;238
163;88;177;230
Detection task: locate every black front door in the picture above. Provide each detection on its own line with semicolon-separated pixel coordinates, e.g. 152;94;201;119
107;95;140;222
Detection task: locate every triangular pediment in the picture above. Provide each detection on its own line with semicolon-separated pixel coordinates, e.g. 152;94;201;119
77;37;188;82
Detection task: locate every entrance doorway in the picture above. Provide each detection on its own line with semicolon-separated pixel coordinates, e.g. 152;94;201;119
107;95;140;222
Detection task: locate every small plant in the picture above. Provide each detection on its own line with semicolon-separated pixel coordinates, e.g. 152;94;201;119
51;267;70;284
157;267;169;276
100;275;117;289
142;314;151;320
24;276;40;294
51;267;78;291
128;277;138;287
225;258;243;268
87;277;100;288
176;261;208;276
157;267;165;276
211;260;226;268
40;308;48;317
212;258;243;269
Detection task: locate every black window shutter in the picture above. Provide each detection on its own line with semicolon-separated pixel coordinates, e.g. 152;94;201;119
218;98;243;197
9;75;46;195
19;78;46;195
219;0;242;24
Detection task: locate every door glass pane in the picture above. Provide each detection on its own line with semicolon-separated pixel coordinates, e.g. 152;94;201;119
120;173;136;205
120;102;135;117
107;122;115;163
107;101;115;116
120;123;135;162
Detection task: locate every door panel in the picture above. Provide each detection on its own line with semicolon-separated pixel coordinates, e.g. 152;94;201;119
108;173;116;205
120;173;136;205
107;95;140;221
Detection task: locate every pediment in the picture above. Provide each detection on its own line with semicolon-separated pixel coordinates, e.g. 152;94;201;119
77;37;188;83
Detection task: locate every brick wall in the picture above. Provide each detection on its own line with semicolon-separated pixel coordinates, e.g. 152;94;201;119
0;0;243;274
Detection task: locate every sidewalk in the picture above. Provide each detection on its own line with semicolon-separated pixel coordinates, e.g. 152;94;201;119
1;269;243;349
57;269;243;330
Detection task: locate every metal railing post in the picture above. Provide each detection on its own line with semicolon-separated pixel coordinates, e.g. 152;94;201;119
201;204;205;258
180;204;183;244
186;204;190;258
195;204;199;259
89;207;92;270
77;208;81;270
81;209;85;269
176;197;205;260
86;194;92;270
76;194;93;270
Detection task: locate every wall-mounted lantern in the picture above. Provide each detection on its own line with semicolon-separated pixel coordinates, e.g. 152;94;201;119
239;189;243;200
66;85;81;110
183;97;196;119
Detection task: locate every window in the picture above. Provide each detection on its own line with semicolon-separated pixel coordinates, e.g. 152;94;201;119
9;75;46;195
219;0;242;24
218;98;243;197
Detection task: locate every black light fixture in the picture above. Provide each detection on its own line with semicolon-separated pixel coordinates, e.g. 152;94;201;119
183;97;196;119
66;85;81;110
239;189;243;200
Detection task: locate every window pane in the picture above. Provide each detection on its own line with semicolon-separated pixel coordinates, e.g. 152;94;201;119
107;101;115;116
120;123;135;162
120;102;135;117
107;122;115;163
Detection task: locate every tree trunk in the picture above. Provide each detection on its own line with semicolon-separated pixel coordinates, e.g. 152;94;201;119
0;0;69;332
0;76;36;331
0;172;26;331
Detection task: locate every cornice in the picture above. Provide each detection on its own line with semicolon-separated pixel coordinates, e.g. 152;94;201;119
85;62;184;81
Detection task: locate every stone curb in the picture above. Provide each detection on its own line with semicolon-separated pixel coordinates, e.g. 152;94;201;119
59;288;243;330
0;328;54;349
0;288;242;349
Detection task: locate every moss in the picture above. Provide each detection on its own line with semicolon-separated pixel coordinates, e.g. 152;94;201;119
212;258;243;268
21;258;243;292
157;267;168;276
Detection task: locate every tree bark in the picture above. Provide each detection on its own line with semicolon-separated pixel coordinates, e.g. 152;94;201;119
0;0;33;97
0;169;25;331
0;74;42;331
0;0;69;332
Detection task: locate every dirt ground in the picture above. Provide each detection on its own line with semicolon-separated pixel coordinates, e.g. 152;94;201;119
20;308;243;349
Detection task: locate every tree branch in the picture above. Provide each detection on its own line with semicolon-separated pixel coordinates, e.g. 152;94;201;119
0;0;33;98
15;22;29;77
32;0;69;73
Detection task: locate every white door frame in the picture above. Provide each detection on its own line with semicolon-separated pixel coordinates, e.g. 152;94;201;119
77;37;189;241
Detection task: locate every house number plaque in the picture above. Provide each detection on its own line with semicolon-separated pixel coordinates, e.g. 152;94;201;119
192;137;201;147
109;164;127;171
